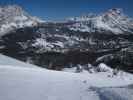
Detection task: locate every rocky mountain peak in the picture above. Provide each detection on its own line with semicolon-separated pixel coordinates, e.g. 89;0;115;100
107;8;123;15
0;5;44;37
0;5;25;17
67;8;133;34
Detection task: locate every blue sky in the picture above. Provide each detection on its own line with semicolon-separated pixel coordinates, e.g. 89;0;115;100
0;0;133;21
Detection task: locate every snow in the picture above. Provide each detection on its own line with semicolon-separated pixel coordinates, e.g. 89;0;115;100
97;63;113;72
14;15;28;21
32;37;66;52
68;8;133;34
52;41;64;48
94;16;123;34
0;19;38;37
69;22;91;32
0;54;133;100
0;5;43;37
0;54;38;68
32;38;54;52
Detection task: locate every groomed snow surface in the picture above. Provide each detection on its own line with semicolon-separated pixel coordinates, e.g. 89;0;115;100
0;54;133;100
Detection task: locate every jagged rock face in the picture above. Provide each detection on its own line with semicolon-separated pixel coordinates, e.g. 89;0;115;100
0;5;133;72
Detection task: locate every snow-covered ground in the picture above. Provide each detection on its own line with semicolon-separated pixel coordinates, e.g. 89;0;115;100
0;54;133;100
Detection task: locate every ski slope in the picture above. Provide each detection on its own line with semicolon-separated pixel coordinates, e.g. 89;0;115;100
0;54;133;100
0;54;39;68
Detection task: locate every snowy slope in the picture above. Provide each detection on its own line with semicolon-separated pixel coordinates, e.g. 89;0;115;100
0;54;39;68
0;54;133;100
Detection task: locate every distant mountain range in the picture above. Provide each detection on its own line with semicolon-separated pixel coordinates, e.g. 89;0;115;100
0;5;133;72
68;8;133;34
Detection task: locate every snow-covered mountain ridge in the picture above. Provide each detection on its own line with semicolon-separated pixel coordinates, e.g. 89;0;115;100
68;8;133;34
0;5;44;36
0;5;133;36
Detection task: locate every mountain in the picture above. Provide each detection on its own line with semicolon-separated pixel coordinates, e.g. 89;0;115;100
67;8;133;34
0;5;44;36
0;5;133;72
